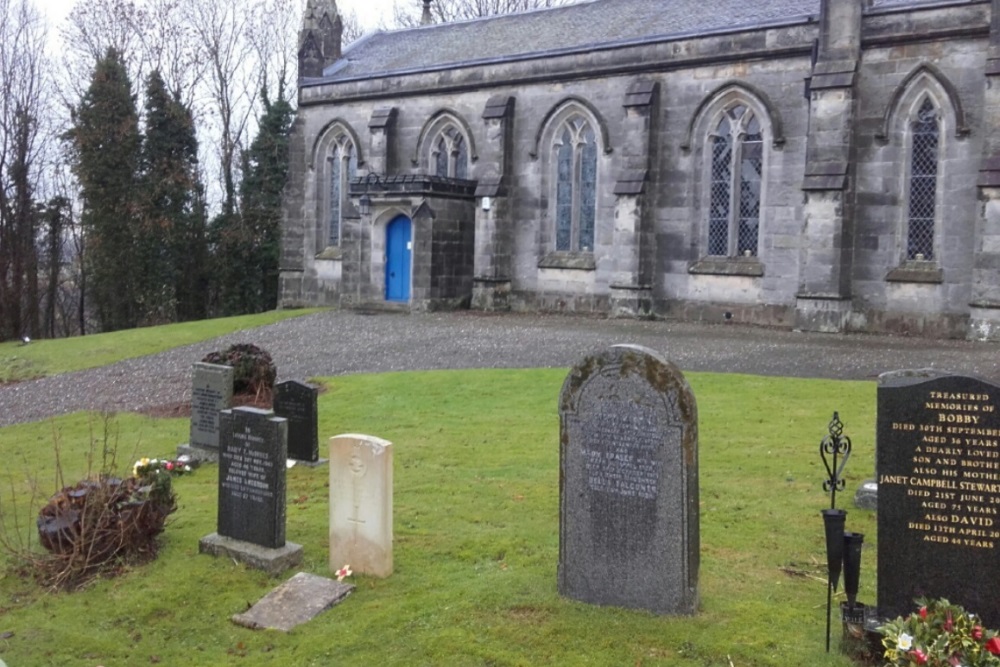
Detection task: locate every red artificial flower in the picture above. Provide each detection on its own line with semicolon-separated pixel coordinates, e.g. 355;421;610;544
986;636;1000;655
165;461;175;471
973;626;984;640
919;606;928;619
910;649;928;665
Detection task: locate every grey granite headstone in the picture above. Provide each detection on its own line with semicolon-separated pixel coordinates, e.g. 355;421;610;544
273;380;320;463
231;572;353;632
182;362;234;460
876;369;1000;627
558;344;699;615
199;406;302;573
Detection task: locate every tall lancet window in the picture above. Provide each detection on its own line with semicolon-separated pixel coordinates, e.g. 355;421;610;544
708;104;762;257
327;136;357;247
554;117;597;252
907;97;939;261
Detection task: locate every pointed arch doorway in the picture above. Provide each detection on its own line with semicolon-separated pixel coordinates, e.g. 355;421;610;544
385;215;412;302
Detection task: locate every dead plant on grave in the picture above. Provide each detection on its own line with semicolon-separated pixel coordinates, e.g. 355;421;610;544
0;414;178;591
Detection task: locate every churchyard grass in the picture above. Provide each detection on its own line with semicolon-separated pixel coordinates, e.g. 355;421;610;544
0;308;323;383
0;368;875;666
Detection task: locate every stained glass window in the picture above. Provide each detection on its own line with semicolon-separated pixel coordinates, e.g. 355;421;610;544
552;117;598;253
707;106;762;257
556;129;573;251
327;138;356;247
907;98;938;261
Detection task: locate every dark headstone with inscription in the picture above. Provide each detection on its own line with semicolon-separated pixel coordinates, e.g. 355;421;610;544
272;380;320;463
877;369;1000;626
184;362;234;459
199;406;302;574
558;344;699;615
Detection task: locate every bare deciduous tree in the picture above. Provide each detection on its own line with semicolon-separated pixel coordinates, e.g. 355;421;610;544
388;0;578;28
0;0;51;340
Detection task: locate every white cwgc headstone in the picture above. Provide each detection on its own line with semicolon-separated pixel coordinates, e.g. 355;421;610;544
329;434;393;578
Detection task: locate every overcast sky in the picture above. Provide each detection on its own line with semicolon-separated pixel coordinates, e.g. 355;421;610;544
33;0;396;36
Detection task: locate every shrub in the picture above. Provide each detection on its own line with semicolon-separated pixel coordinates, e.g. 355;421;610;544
33;458;190;590
201;343;276;398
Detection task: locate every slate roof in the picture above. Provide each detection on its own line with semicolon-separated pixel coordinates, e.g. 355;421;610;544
319;0;823;83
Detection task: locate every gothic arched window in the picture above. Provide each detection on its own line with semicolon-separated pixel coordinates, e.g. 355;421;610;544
906;97;939;261
553;116;597;252
708;104;762;257
327;135;357;247
430;125;468;179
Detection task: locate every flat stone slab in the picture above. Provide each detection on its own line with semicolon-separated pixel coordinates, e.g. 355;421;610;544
199;533;303;576
231;572;354;632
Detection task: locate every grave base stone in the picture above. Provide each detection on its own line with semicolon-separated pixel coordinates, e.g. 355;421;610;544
176;442;219;463
199;533;303;576
231;572;352;631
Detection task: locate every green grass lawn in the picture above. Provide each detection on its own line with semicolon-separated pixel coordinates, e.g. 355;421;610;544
0;368;877;666
0;308;323;383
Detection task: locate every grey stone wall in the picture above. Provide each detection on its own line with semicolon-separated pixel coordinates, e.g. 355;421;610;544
280;0;997;337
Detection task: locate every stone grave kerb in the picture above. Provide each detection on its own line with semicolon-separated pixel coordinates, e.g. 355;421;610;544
558;344;699;615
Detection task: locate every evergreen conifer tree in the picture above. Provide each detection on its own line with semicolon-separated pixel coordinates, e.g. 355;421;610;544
69;48;141;331
140;70;208;323
213;84;293;315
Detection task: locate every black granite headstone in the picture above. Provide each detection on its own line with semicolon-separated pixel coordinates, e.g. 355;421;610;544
558;344;699;615
217;407;288;549
877;370;1000;626
272;380;319;462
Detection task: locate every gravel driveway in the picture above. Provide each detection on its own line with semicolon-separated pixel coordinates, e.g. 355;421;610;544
2;309;999;427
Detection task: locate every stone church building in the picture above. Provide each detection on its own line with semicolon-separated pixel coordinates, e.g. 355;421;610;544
280;0;1000;339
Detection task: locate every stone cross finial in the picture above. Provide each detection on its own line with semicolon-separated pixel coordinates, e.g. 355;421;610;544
421;0;433;25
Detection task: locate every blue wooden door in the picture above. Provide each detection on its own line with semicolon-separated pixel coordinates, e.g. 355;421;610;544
385;216;412;302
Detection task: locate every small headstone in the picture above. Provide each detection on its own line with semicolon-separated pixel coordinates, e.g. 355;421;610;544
273;380;322;463
558;344;699;615
329;434;393;578
199;406;303;574
877;369;1000;626
231;572;353;632
179;362;234;462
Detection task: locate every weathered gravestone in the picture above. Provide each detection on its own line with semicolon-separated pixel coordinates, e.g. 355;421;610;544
273;380;321;464
178;362;234;462
877;369;1000;626
199;406;303;574
558;344;699;615
231;572;353;632
329;434;393;578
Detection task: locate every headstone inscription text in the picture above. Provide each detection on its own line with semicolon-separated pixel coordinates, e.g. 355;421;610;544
877;371;1000;626
273;380;319;462
217;407;288;549
189;362;234;449
558;344;698;615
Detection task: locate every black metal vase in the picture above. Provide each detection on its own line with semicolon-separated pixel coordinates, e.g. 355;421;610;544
821;509;847;591
842;531;864;605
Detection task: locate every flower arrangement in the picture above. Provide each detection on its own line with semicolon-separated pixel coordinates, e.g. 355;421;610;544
881;598;1000;666
132;456;194;506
